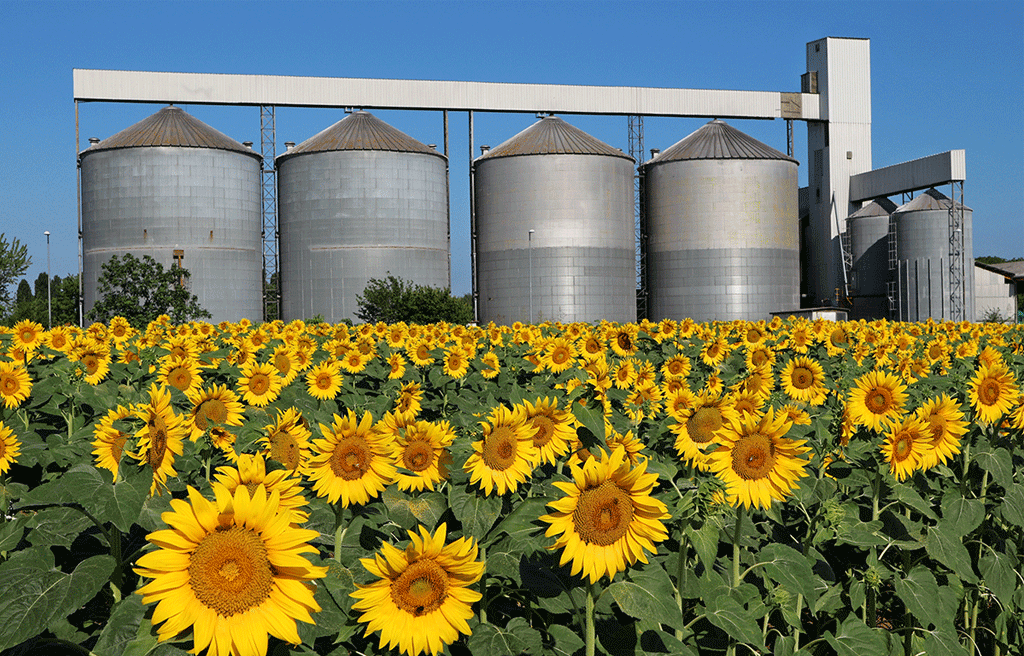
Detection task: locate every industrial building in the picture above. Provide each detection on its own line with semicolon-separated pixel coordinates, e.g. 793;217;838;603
73;36;995;325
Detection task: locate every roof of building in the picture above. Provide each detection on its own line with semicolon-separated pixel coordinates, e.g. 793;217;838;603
646;119;797;165
277;110;443;163
79;105;260;159
476;115;633;162
894;187;972;213
975;260;1024;282
849;198;898;218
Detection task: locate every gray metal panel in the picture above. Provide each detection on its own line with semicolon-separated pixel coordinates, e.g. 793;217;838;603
644;156;799;321
477;116;632;161
649;119;796;163
475;151;636;324
73;69;822;120
277;110;444;163
278;149;449;323
81;147;263;323
850;150;967;202
847;203;891;319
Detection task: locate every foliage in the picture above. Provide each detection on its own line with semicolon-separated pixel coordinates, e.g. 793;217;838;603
356;274;473;324
0;233;31;319
4;273;80;328
87;253;211;328
0;316;1021;656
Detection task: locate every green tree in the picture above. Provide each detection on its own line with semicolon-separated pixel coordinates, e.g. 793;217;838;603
51;274;81;326
356;275;473;324
88;253;211;329
0;233;31;320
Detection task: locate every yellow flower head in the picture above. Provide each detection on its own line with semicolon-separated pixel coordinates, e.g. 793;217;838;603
0;421;22;474
847;369;908;432
967;362;1018;426
307;410;396;507
463;404;539;496
0;361;32;409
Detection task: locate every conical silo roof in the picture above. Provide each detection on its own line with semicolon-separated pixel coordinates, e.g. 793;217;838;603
648;119;797;164
79;105;260;160
849;198;897;218
894;187;971;213
277;111;444;163
476;116;633;162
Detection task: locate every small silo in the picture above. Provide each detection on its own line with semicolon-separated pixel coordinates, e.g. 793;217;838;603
80;105;264;324
474;116;636;324
892;188;974;321
642;120;799;322
276;111;449;323
847;198;897;320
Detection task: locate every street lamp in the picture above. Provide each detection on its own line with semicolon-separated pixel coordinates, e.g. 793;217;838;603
44;231;51;329
528;229;535;323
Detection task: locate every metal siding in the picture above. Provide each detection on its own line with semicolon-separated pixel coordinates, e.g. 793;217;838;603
849;150;967;201
476;153;636;324
81;147;263;323
894;203;974;321
278;149;449;323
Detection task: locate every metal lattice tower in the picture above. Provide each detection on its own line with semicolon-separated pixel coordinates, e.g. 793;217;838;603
260;105;279;321
887;212;899;319
628;114;646;320
948;180;966;321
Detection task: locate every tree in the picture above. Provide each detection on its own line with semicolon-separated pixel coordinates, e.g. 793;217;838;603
356;275;473;324
88;253;211;328
0;233;31;320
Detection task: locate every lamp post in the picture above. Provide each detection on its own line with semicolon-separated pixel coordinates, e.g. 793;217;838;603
44;231;51;329
528;229;535;323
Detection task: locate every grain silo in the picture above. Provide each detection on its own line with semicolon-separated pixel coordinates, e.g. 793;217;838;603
892;188;974;321
474;116;636;324
79;105;263;324
847;198;897;320
642;119;799;322
276;111;449;323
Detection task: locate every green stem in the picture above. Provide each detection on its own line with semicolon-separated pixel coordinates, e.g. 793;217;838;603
867;468;881;628
793;594;804;650
675;527;688;642
333;504;348;564
968;469;990;649
727;506;745;656
479;545;487;625
585;582;598;656
110;526;123;595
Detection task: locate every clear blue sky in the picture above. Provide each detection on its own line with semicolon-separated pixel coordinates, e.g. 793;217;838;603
2;0;1021;300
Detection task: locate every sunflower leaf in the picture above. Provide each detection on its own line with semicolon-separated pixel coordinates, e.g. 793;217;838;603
979;550;1016;608
758;543;821;604
607;566;685;632
571;400;606;442
920;625;972;656
998;485;1024;528
703;593;764;648
894;565;942;628
824;615;888;656
939;492;984;538
106;464;153;533
94;594;145;656
449;485;501;542
974;445;1014;490
467;618;539;655
925;522;978;583
547;624;585;656
490;496;550;542
685;520;720;574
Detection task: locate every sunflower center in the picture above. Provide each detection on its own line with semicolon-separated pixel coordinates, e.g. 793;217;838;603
274;353;291;374
791;366;814;390
1;375;16;394
687;407;723;444
531;416;555;448
751;350;770;367
667;360;685;375
928;344;943;360
617;333;632;351
573;481;634;546
248;373;270;396
482;426;518;471
315;373;334;390
147;419;168;469
391;559;449;617
269;431;300;470
830;328;847;346
200;399;228;425
168;367;192;391
82;355;100;375
866;387;892;414
330;437;370;480
551;347;570;365
403;440;434;472
926;415;946;441
188;526;273;617
730;432;776;481
978;379;1001;406
893;432;914;461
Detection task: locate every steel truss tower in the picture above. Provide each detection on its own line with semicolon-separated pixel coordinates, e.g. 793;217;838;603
948;180;966;321
260;105;279;321
628;115;646;320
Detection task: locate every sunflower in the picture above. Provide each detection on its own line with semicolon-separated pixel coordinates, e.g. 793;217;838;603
307;410;396;507
727;389;764;418
736;366;775;402
305;360;343;400
780;356;827;406
158;355;203;396
700;337;730;367
611;359;637;390
269;346;301;386
11;319;44;351
541;447;669;584
108;316;135;344
670;391;739;471
134;484;326;656
408;339;436;366
967;362;1018;426
351;523;483;656
607;325;639;357
479;351;500;379
259;407;313;473
92;404;135;478
382;417;456;493
913;394;969;469
214;453;309;524
823;324;850;356
236;361;284;408
541;337;576;374
387;352;408;380
706;407;811;510
186;384;245;442
442;348;469;379
134;384;187;495
71;338;112;385
664;385;698;421
847;369;908;432
661;353;692;380
463;404;539;496
0;361;31;409
606;429;645;466
340;349;371;374
395;381;424;418
880;414;932;481
0;421;22;474
522;397;575;466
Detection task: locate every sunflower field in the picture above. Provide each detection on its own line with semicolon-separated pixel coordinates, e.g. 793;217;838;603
0;315;1022;656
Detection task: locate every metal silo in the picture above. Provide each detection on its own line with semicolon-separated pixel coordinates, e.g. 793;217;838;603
642;120;799;322
892;188;974;321
474;116;636;324
276;111;449;323
80;105;263;324
847;198;897;320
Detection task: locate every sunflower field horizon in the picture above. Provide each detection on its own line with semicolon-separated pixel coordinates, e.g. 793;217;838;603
0;315;1021;656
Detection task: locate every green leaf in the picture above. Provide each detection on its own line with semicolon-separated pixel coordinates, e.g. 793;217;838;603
0;551;115;650
571;399;606;442
685;521;720;573
997;485;1024;528
704;593;764;648
892;483;938;521
26;506;93;548
939;493;985;538
926;523;978;583
974;446;1013;489
137;494;174;532
381;487;447;530
489;496;551;543
758;543;820;604
94;594;145;656
107;465;154;532
0;516;27;551
606;566;684;632
979;550;1017;608
921;626;971;656
467;618;540;655
824;615;888;656
894;566;941;628
449;485;501;541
